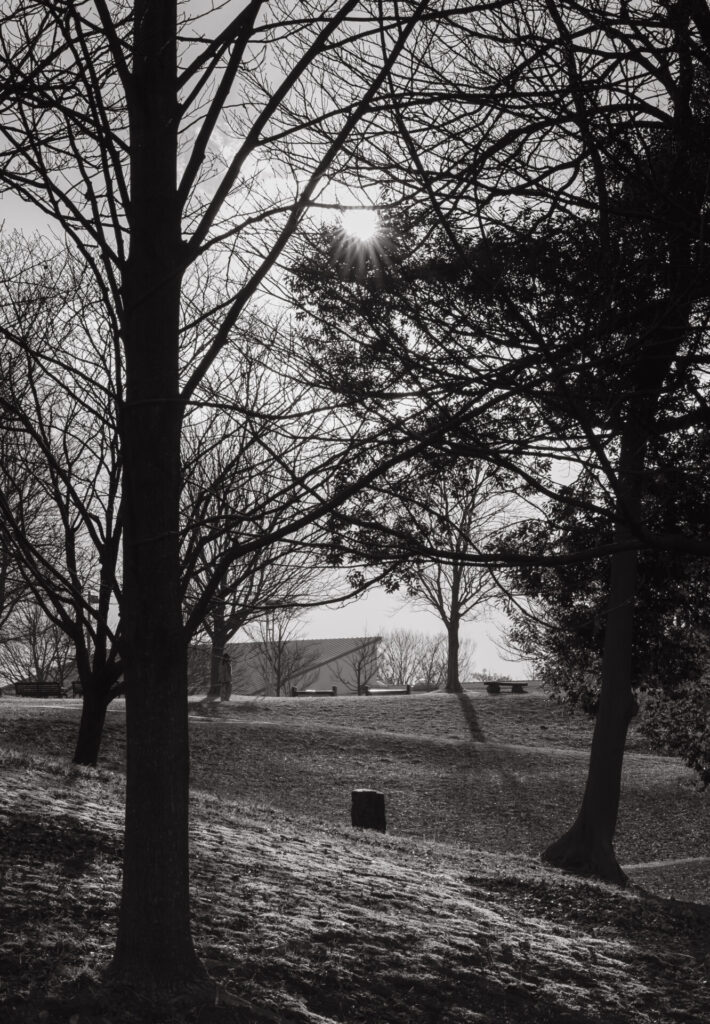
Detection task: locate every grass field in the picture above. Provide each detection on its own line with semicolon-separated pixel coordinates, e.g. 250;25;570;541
0;691;708;1023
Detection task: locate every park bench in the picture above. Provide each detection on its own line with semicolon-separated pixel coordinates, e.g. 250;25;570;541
485;681;527;695
291;686;338;697
364;685;411;695
14;679;64;698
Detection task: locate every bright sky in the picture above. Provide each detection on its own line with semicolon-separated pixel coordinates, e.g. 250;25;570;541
0;194;50;234
340;207;379;240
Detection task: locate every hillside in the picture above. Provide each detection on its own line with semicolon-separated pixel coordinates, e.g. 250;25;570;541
0;692;708;1022
3;691;705;898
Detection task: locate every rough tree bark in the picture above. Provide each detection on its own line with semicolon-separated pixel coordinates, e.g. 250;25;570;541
542;444;641;884
542;271;691;882
445;613;462;693
207;598;227;702
73;618;122;766
73;679;112;766
108;0;206;987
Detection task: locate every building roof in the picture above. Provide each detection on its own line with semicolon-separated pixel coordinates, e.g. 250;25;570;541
225;636;380;680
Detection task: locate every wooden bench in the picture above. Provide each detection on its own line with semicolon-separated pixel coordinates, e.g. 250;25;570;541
14;679;64;698
485;681;527;695
291;686;337;697
365;685;411;695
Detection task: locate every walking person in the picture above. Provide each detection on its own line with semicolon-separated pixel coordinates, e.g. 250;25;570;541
219;651;232;702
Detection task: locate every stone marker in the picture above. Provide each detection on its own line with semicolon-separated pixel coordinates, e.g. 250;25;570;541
351;789;386;832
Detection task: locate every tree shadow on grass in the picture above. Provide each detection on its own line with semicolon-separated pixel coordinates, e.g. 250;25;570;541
453;692;551;852
228;930;606;1024
1;812;121;875
455;691;485;743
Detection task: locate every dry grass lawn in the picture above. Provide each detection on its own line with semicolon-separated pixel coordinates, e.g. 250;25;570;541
0;691;708;1023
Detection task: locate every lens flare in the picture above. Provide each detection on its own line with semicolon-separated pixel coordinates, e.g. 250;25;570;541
340;207;379;241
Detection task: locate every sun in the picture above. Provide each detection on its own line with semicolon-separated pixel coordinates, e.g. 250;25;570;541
340;207;379;241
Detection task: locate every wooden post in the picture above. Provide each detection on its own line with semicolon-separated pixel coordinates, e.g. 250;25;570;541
351;789;386;832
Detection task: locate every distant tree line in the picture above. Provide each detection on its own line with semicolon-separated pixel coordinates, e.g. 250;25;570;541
378;629;475;692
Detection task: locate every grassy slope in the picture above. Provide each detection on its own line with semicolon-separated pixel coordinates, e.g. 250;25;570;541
0;692;708;1023
185;694;706;876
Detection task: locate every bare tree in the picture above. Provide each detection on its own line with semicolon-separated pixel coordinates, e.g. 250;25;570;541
0;236;123;762
332;631;380;694
412;632;446;691
0;415;33;651
379;628;421;689
0;1;432;990
378;628;473;691
301;456;507;692
398;464;506;692
180;343;329;702
246;606;319;695
0;600;74;690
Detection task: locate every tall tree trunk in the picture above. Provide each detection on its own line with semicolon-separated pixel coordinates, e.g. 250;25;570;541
542;537;638;884
73;660;123;766
542;81;698;882
207;600;227;701
444;615;462;693
72;616;121;766
73;684;110;766
108;0;205;988
542;336;658;881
